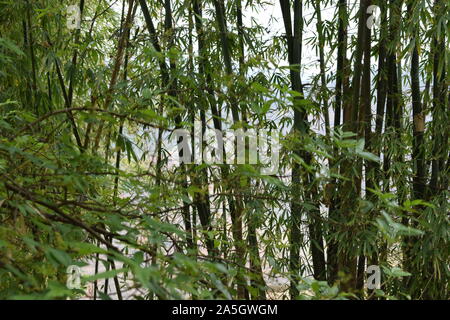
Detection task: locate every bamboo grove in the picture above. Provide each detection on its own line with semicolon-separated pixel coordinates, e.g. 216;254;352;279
0;0;448;300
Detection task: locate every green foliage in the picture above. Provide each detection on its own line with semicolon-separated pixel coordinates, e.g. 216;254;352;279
0;0;448;300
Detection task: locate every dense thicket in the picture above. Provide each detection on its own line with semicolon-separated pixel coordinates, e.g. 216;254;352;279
0;0;448;299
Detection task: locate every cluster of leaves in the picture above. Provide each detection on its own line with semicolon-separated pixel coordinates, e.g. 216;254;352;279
0;0;448;300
